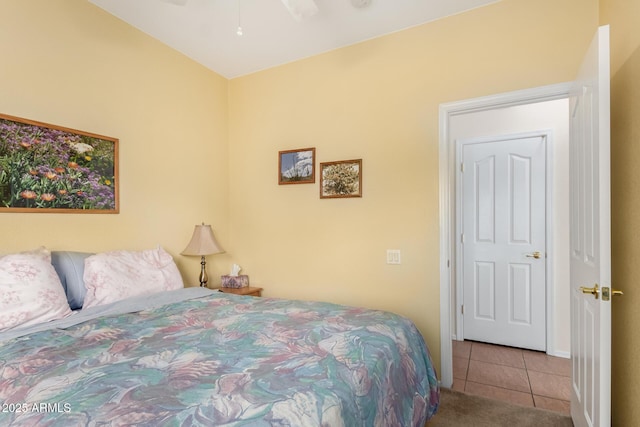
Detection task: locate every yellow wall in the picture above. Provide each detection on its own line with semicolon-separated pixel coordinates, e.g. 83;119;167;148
0;0;230;286
8;2;630;415
228;0;598;370
600;0;640;425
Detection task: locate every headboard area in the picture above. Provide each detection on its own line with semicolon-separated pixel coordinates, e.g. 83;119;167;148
50;251;93;310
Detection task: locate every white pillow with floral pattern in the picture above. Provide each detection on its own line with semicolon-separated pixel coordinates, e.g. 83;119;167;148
82;247;184;308
0;247;72;332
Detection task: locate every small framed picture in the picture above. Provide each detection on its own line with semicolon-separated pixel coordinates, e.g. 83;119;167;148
320;159;362;199
278;147;315;185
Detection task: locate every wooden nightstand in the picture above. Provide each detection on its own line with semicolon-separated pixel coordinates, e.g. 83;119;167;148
218;286;263;297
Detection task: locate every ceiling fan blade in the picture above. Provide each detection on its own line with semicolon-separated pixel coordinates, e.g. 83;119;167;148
160;0;188;5
280;0;318;21
350;0;372;7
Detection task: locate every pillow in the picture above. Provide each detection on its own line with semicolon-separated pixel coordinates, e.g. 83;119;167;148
0;247;73;332
51;251;93;310
83;247;184;308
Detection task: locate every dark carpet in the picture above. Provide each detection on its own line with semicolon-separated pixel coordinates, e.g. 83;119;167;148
426;388;573;427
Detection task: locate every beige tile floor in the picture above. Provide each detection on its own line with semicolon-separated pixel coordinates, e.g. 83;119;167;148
452;340;571;415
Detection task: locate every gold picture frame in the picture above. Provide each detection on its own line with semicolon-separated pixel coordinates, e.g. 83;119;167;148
278;147;316;185
320;159;362;199
0;113;119;213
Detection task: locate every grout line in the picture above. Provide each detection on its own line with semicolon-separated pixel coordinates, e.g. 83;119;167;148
463;342;472;392
525;357;535;405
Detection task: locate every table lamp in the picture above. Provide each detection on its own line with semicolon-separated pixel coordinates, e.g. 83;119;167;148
181;223;224;287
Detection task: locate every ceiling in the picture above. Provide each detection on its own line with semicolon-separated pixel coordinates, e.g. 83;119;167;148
88;0;499;79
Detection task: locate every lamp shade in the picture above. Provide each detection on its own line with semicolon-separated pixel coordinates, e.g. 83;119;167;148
181;224;225;256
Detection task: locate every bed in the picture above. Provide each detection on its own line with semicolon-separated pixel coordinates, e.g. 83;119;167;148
0;248;439;426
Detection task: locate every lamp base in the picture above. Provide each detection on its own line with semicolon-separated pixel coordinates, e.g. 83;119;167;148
199;256;208;287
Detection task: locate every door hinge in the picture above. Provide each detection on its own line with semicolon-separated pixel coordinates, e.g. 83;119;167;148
461;305;464;315
461;233;465;243
460;162;465;172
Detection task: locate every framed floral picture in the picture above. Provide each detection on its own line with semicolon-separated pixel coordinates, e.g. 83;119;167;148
0;113;119;213
278;147;315;185
320;159;362;199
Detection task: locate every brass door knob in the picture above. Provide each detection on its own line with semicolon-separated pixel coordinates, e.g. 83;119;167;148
580;284;599;299
526;251;542;259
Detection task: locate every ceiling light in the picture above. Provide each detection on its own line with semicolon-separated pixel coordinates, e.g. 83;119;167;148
237;0;243;36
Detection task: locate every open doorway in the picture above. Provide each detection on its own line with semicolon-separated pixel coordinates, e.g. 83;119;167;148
438;83;572;388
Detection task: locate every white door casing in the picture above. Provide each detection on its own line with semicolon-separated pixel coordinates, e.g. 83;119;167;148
458;134;547;351
569;25;612;427
439;83;571;389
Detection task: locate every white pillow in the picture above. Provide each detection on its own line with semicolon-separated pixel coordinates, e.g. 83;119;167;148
83;247;184;308
0;247;73;332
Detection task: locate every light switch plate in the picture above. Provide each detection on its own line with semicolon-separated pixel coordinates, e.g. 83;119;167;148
386;249;401;264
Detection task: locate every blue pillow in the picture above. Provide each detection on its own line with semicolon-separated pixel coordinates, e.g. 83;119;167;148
51;251;93;310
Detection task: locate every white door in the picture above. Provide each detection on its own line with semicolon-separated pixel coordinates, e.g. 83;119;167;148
570;25;612;427
460;134;547;351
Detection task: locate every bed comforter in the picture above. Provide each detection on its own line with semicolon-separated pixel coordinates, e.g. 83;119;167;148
0;289;439;426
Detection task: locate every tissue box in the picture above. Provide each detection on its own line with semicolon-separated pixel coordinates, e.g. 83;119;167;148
221;275;249;289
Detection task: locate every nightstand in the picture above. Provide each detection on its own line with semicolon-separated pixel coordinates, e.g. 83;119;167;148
218;286;263;297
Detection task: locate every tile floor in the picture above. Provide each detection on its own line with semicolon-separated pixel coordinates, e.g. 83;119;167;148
451;340;571;415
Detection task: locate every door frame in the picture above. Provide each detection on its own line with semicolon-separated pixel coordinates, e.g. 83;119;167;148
438;82;571;388
455;130;553;351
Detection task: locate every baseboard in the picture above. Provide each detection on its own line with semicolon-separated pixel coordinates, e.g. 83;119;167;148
549;350;570;359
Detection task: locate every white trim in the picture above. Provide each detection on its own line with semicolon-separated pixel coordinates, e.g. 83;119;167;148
454;139;464;342
544;130;556;357
552;350;571;360
438;83;571;388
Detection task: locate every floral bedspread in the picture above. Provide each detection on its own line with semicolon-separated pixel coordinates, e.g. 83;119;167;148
0;292;439;426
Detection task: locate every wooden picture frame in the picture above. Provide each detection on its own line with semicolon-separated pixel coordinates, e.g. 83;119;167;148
0;113;119;213
278;147;315;185
320;159;362;199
